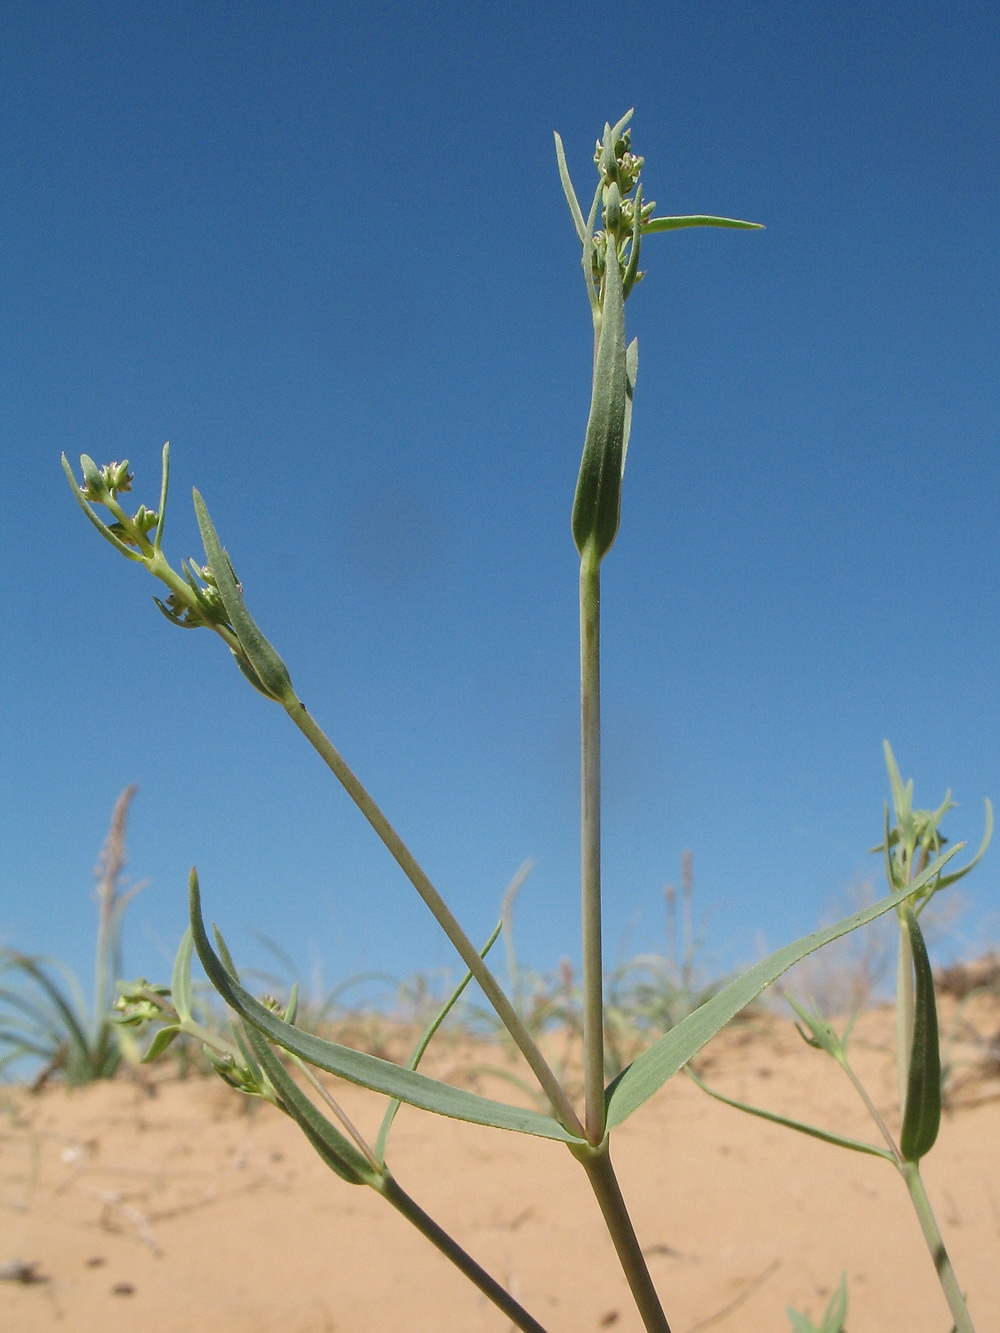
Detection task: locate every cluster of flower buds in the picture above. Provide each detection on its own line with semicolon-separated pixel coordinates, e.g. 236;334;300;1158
589;126;656;297
155;559;234;631
64;443;296;705
113;978;175;1028
205;1047;271;1096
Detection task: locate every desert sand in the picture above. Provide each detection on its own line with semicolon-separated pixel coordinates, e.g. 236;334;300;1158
2;999;998;1333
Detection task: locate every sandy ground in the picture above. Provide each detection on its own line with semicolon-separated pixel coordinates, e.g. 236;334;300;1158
2;999;998;1333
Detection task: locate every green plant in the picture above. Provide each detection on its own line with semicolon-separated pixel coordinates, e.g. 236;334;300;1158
693;742;991;1333
64;113;968;1332
1;786;142;1086
787;1274;848;1333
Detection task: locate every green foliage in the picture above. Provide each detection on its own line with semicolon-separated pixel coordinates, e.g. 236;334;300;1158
787;1274;848;1332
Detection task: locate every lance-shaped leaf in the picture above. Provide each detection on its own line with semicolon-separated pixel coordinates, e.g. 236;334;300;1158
240;1021;379;1186
687;1067;893;1162
170;927;195;1023
188;873;583;1145
642;215;764;233
192;490;295;704
899;907;942;1162
604;848;959;1129
572;224;628;559
376;917;503;1162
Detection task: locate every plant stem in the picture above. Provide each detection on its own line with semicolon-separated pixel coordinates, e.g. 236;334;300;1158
580;543;605;1143
901;1161;977;1333
577;1141;672;1333
285;699;586;1140
379;1172;551;1333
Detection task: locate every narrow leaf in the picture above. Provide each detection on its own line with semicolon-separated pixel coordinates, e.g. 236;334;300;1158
170;928;195;1022
188;874;582;1144
142;1024;182;1062
240;1022;377;1186
619;339;638;479
604;849;959;1129
192;490;294;703
642;215;764;233
786;1311;819;1333
899;907;942;1162
377;917;503;1161
687;1068;893;1161
821;1275;848;1333
572;229;628;559
553;132;587;244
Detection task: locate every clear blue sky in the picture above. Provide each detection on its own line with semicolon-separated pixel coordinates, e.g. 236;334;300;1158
2;1;997;1006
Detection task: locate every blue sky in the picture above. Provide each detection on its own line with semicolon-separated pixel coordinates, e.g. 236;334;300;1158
2;1;998;1009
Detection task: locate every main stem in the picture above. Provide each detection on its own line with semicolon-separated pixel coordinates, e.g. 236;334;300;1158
285;699;585;1140
577;1143;673;1333
901;1162;977;1333
580;543;605;1143
380;1173;551;1333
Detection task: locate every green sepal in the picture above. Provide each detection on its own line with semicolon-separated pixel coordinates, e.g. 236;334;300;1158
152;596;199;628
572;226;628;560
642;215;764;233
687;1067;892;1162
604;847;959;1130
142;1024;182;1062
188;872;583;1145
239;1023;379;1186
899;907;942;1162
192;490;295;704
170;928;195;1023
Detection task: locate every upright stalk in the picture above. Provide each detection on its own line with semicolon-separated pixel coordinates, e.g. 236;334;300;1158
576;1142;672;1333
580;541;605;1143
902;1162;976;1333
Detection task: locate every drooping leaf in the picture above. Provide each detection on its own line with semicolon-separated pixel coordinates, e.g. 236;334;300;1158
188;873;583;1145
899;907;941;1162
604;850;958;1129
687;1068;893;1161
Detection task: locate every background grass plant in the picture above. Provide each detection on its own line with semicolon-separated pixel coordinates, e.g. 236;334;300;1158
0;786;143;1087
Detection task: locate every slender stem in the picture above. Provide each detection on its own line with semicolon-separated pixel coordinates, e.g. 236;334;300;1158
284;699;586;1140
901;1162;977;1333
580;544;605;1143
379;1173;551;1333
576;1142;672;1333
839;1055;902;1162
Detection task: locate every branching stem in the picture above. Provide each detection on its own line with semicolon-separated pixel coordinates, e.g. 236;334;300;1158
285;699;585;1140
